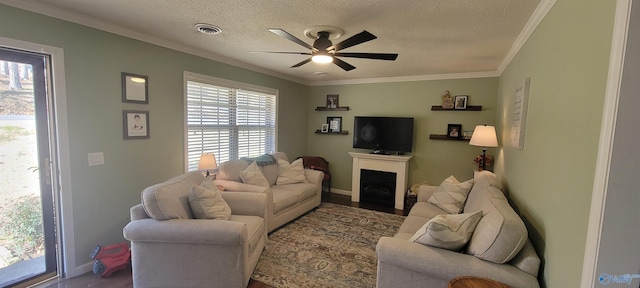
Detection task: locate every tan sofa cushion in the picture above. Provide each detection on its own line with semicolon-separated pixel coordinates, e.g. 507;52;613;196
271;187;299;214
464;170;502;213
215;152;289;186
141;172;205;220
428;175;473;214
240;162;270;188
409;211;483;251
188;184;231;220
217;160;249;182
465;186;528;263
276;158;307;185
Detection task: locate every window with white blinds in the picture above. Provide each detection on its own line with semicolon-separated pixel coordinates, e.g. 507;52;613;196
185;73;277;171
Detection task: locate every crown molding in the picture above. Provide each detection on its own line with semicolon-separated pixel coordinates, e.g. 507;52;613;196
309;71;500;86
497;0;557;75
1;0;548;87
0;0;308;85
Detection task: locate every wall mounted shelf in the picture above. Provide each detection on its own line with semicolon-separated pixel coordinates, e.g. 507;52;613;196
429;134;470;141
315;130;349;135
431;105;482;111
315;106;350;111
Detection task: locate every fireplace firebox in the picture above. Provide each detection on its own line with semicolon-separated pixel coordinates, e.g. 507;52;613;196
360;169;396;207
349;152;412;210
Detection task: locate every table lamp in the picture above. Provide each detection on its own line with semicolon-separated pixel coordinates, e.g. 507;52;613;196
469;125;498;170
198;153;218;177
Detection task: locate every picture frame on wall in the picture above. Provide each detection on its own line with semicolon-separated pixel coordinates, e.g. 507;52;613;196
321;123;329;133
454;95;468;110
122;72;149;104
326;94;339;108
447;124;462;138
123;110;150;139
327;117;342;133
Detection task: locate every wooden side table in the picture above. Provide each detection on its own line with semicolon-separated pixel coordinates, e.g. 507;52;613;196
448;276;510;288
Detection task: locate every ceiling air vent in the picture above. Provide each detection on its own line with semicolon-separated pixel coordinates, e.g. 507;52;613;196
195;23;222;35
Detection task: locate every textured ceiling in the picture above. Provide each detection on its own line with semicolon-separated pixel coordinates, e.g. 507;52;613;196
2;0;542;85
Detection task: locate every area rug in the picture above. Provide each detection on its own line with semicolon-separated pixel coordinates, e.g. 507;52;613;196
251;203;405;288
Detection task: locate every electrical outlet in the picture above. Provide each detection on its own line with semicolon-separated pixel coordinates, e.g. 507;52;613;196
88;152;104;166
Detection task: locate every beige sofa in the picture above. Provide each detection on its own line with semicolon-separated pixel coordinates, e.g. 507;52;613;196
212;152;324;232
376;171;541;288
123;172;267;288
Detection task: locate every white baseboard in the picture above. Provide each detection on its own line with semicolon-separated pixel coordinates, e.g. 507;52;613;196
330;188;351;196
65;262;93;278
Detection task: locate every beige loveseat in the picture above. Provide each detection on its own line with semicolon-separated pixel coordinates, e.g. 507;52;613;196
212;152;324;232
123;172;267;288
376;171;540;288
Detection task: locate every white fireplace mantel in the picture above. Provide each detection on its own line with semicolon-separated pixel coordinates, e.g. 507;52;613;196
349;152;413;210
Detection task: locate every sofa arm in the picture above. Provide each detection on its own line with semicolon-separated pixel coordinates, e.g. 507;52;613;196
376;237;539;288
130;203;149;221
304;169;323;187
222;191;268;219
214;179;269;193
416;185;438;202
124;218;248;245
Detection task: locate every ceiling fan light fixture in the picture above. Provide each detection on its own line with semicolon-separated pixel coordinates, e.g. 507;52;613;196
312;54;333;64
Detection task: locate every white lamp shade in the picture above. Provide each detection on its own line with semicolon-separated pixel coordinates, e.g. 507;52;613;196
469;125;498;147
198;153;218;170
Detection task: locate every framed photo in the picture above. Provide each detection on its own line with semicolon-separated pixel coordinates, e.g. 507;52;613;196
122;72;149;104
326;94;339;109
327;116;342;133
321;123;329;133
454;95;468;110
447;124;462;138
123;110;150;139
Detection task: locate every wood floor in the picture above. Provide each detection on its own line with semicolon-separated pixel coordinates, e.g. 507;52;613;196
32;193;399;288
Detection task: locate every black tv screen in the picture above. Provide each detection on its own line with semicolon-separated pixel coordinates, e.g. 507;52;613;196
353;116;414;154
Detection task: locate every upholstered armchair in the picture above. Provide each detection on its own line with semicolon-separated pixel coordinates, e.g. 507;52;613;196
123;172;268;288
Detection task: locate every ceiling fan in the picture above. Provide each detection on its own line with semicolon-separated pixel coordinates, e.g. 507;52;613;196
255;28;398;71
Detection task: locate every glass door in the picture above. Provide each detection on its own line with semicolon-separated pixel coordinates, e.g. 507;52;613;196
0;48;57;287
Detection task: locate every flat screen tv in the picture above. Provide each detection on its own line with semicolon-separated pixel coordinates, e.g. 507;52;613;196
353;116;414;154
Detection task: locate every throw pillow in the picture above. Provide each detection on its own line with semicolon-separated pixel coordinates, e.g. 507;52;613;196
188;184;231;220
428;175;474;214
276;158;307;185
240;161;270;187
200;177;226;191
409;210;483;251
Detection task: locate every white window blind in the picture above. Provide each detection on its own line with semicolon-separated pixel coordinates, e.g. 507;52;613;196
185;73;276;171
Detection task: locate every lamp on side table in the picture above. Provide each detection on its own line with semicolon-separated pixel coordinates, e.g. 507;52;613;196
469;125;498;171
198;153;218;178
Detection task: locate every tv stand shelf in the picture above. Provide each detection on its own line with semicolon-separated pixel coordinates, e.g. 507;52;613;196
429;134;470;141
315;130;349;135
315;106;350;111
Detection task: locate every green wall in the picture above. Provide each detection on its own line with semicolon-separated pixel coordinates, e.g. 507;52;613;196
0;2;622;286
308;78;499;190
495;0;616;286
0;4;309;266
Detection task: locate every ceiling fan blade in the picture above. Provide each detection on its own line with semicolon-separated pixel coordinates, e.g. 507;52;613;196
268;28;315;50
334;52;398;61
333;58;356;71
249;51;312;56
330;30;377;52
291;58;312;68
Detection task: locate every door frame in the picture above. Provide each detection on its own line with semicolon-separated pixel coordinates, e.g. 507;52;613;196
0;37;79;278
580;0;632;287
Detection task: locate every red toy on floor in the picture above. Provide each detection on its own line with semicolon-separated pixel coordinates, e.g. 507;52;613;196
90;242;131;276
